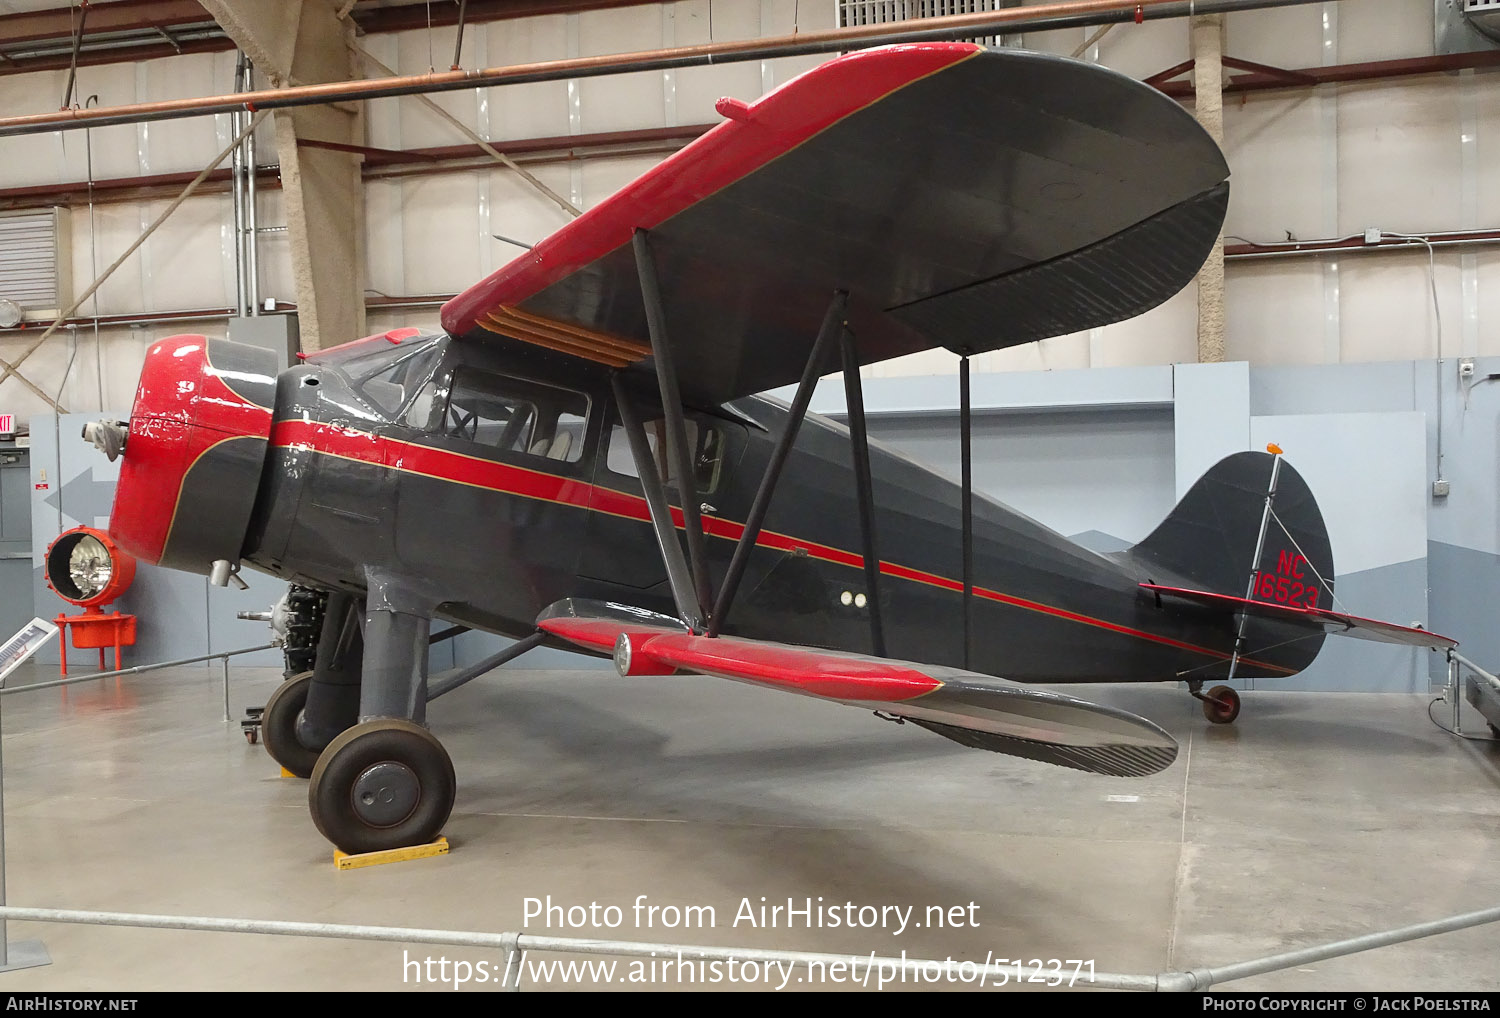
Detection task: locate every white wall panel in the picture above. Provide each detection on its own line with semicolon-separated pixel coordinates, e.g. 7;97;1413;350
1337;0;1433;64
578;5;669;135
1224;4;1327;68
1091;285;1198;368
1339;250;1464;363
135;194;230;313
1225;260;1327;365
1015;22;1082;59
1091;20;1186;80
0;70;71;188
361;34;407;151
481;15;573;141
1222;93;1326;244
576;152;670;211
58;63;143;183
398;172;486;296
1337;78;1461;236
395;27;485;149
675;1;763;123
68;201;145;316
1473;252;1500;357
364;177;408;298
981;332;1090;374
1476;68;1500;228
482;161;575;259
758;0;835;90
133;54;228;176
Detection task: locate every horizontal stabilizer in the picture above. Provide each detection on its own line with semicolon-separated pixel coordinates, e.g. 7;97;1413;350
538;598;1178;777
1141;584;1457;651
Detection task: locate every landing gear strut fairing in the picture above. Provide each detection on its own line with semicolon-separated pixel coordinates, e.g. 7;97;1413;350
83;43;1454;854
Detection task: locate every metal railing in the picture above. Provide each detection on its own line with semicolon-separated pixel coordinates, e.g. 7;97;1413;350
1;643;278;723
0;638;276;970
1443;649;1500;736
0;902;1495;991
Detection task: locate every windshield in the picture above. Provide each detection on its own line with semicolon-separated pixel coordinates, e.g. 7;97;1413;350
342;336;446;419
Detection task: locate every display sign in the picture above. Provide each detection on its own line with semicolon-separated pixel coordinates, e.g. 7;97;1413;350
0;414;13;435
0;618;59;686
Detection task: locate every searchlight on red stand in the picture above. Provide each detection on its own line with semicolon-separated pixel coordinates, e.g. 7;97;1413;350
44;526;138;676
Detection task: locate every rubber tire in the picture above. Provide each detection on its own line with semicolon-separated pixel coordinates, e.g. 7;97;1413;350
261;672;320;778
308;719;456;855
1202;684;1242;725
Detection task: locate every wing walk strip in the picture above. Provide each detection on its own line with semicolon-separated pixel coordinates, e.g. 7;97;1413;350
270;419;1293;675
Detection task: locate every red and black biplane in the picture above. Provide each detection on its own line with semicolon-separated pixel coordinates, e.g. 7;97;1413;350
81;43;1454;854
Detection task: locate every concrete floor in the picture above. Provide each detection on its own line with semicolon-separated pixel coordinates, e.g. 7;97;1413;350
0;658;1494;992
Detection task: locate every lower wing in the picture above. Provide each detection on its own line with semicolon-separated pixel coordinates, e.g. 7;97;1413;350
537;599;1177;778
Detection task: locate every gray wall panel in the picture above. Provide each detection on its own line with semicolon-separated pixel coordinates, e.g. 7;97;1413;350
865;408;1177;547
1260;558;1431;693
29;413;280;669
1427;540;1500;683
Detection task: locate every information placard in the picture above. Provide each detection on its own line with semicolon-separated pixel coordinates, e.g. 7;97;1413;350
0;618;59;685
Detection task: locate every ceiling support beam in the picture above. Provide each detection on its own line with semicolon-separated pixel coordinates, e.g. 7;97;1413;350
201;0;364;353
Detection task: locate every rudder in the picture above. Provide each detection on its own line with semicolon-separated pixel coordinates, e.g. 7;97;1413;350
1126;450;1335;678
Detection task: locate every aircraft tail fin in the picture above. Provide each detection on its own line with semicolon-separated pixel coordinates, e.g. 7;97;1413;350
1130;450;1334;601
1125;450;1335;677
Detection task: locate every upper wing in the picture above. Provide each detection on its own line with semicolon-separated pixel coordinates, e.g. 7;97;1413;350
538;599;1178;778
442;43;1229;405
1141;583;1458;651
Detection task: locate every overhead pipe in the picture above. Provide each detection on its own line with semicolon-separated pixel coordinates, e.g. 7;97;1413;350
0;0;1341;138
1225;228;1500;261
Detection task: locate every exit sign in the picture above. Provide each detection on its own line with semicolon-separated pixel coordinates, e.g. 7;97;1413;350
0;414;12;435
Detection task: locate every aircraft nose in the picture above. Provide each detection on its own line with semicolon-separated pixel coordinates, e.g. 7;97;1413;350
82;419;128;462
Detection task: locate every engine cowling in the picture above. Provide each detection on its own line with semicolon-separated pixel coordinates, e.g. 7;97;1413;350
105;335;277;573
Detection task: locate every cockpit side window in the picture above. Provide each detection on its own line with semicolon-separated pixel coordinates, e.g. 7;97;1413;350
604;414;726;494
410;366;589;465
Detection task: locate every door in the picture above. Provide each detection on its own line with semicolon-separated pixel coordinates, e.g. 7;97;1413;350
0;449;32;640
580;395;744;592
391;362;596;623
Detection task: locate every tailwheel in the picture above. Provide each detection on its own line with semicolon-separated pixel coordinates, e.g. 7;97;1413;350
261;672;320;778
1201;684;1241;725
308;719;456;855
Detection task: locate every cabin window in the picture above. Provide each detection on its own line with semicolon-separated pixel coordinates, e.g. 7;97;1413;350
605;416;726;493
415;367;589;464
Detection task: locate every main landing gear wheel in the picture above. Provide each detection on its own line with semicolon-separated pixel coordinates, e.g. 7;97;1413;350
1202;684;1241;725
261;672;320;778
308;719;456;855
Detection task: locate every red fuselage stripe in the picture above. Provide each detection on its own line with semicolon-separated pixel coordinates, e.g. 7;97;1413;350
270;419;1290;674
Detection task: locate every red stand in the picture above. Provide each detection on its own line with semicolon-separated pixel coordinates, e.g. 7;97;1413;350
54;608;137;676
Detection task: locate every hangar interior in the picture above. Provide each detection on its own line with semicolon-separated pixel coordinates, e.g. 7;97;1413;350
0;0;1497;993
